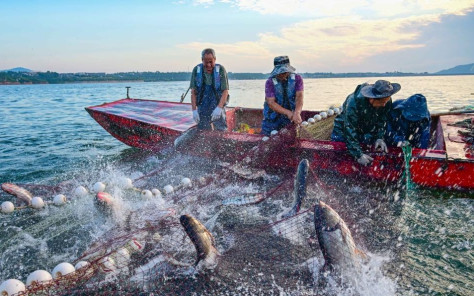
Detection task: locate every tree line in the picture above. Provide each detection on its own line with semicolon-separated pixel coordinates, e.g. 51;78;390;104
1;70;433;85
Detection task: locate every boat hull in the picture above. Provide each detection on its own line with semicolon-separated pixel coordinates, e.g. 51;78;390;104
86;99;474;191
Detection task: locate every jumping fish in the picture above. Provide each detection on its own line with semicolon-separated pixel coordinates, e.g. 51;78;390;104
179;214;220;269
313;200;366;275
174;126;198;150
1;183;33;206
282;158;309;218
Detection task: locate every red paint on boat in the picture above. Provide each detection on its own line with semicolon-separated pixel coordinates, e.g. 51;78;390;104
86;99;474;191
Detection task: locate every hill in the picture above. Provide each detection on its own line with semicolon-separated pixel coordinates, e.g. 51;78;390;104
0;67;33;73
435;63;474;75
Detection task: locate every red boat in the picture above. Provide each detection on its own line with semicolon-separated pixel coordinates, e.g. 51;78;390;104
85;98;474;191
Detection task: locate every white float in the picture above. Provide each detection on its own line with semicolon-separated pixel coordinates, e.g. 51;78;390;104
163;185;174;194
181;178;192;188
74;186;88;197
1;201;15;214
112;247;131;265
308;118;315;124
74;261;90;270
262;136;270;141
26;270;52;286
141;190;153;199
320;111;328;119
52;262;75;279
313;114;322;121
31;197;45;209
92;182;106;193
98;256;116;273
117;177;133;189
301;121;309;126
74;261;93;276
270;130;278;136
151;189;162;198
0;279;26;296
197;177;207;185
327;109;335;116
53;194;67;206
152;232;162;241
333;107;341;114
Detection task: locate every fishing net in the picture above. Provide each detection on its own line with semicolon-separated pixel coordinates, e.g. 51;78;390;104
298;116;335;140
401;144;414;192
5;165;371;296
15;210;320;295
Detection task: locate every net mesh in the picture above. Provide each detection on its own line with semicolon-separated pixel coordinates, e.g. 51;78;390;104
11;168;369;296
19;211;321;295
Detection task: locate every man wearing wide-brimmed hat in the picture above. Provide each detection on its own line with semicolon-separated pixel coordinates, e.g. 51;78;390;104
386;94;431;149
331;80;400;166
261;56;304;135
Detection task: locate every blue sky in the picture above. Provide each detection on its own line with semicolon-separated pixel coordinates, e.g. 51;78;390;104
1;0;473;73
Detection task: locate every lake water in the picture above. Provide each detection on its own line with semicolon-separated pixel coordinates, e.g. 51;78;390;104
0;76;473;295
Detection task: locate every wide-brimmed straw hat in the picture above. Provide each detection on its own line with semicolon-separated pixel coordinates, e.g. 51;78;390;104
393;94;430;121
270;56;296;77
360;80;401;99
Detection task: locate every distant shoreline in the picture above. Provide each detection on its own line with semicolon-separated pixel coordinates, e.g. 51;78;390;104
1;72;473;85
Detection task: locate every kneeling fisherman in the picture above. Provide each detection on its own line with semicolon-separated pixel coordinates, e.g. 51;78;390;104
331;80;400;166
386;94;431;149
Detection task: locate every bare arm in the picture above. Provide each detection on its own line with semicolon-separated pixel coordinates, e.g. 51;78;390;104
217;89;228;108
191;89;197;110
291;90;304;124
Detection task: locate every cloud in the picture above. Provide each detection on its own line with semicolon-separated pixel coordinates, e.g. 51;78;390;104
192;0;474;18
181;0;474;71
178;14;440;71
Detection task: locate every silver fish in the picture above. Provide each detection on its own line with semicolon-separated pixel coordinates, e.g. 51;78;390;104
179;214;220;269
221;193;265;206
283;158;309;218
174;126;198;150
313;200;366;275
1;182;33;206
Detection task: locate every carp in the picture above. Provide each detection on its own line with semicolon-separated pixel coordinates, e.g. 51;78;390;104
283;158;309;218
179;214;220;269
313;200;366;276
1;182;33;206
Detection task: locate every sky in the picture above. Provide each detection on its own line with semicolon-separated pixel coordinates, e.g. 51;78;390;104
1;0;473;74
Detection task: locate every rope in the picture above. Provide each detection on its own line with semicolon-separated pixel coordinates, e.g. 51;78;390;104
401;144;415;192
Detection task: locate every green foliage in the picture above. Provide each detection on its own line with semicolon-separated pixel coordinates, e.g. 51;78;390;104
1;69;470;85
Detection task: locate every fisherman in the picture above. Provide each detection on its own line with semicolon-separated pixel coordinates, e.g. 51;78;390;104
331;80;400;166
261;56;304;136
386;94;431;149
190;48;229;130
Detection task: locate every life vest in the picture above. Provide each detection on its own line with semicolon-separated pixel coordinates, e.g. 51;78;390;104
195;63;223;106
263;74;297;120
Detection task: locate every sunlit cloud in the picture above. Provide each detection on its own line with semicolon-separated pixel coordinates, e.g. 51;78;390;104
179;15;437;71
182;0;474;71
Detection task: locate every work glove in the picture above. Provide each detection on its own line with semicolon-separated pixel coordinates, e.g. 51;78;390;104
211;106;223;121
397;140;410;147
357;154;374;166
374;139;388;153
192;110;200;124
